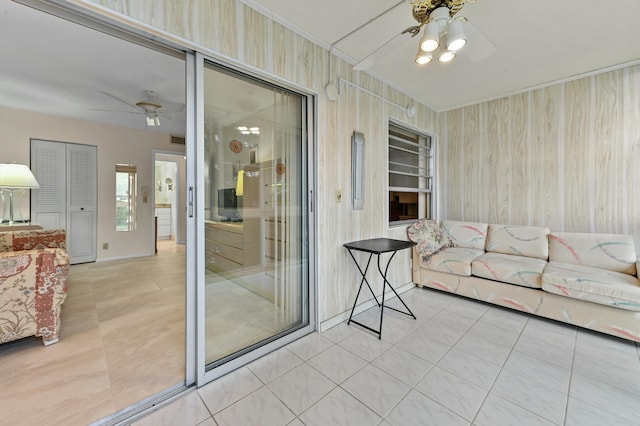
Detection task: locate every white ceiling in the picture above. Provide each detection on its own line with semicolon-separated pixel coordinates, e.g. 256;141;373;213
248;0;640;110
2;0;639;136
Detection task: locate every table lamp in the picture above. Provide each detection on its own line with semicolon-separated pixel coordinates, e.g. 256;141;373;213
0;163;40;224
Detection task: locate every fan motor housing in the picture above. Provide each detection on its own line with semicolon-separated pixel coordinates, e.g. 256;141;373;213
411;0;466;24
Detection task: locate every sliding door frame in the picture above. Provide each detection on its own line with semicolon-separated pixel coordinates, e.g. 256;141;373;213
194;52;317;386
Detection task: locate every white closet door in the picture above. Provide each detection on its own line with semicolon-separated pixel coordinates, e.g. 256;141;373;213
67;143;97;263
31;140;66;229
31;139;97;264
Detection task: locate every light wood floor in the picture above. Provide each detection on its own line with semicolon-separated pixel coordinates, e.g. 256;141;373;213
0;241;287;426
0;241;186;425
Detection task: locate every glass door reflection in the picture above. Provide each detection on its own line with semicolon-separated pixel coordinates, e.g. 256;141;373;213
203;62;308;368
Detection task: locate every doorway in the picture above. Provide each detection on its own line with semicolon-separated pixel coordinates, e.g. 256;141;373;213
195;57;316;384
153;152;187;250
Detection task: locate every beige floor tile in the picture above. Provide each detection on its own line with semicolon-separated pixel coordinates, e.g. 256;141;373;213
132;391;210;426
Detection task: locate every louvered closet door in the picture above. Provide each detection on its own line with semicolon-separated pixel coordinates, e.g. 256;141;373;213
31;140;66;229
31;139;97;264
67;144;97;263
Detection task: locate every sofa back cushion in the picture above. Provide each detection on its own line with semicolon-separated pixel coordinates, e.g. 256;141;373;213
441;220;488;250
0;229;66;252
549;232;637;275
486;224;550;260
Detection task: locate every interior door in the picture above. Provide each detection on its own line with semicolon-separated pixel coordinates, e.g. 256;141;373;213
30;139;97;263
30;139;66;229
67;143;97;263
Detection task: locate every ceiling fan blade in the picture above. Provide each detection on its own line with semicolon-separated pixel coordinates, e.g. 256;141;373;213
89;107;144;114
158;101;185;114
353;31;408;71
98;90;139;111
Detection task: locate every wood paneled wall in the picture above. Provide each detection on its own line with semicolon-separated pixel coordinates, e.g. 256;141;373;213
80;0;639;326
440;65;640;256
83;0;438;323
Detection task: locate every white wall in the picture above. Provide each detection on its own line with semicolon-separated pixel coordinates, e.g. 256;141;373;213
0;106;185;260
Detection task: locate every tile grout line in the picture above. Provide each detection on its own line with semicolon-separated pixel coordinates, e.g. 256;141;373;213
562;327;579;426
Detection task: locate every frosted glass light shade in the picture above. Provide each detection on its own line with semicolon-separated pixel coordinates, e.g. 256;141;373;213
0;163;40;189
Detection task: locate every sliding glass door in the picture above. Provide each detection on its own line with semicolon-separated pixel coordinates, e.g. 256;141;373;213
195;57;313;382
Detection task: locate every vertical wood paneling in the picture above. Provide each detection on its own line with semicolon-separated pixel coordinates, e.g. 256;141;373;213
243;7;269;70
442;65;640;256
272;22;295;81
462;104;479;219
446;109;463;219
485;98;511;224
593;71;623;233
563;78;592;231
530;85;563;229
511;93;529;225
438;113;448;219
196;0;238;58
475;104;488;222
623;67;640;254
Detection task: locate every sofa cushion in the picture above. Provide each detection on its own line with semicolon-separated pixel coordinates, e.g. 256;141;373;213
472;252;547;288
542;262;640;312
407;219;453;261
486;224;550;260
441;220;488;250
422;247;484;276
549;232;637;275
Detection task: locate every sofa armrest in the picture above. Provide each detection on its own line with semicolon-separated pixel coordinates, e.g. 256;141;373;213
0;248;69;345
0;229;66;252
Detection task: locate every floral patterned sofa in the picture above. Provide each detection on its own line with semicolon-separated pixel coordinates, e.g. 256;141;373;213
0;229;69;346
408;220;640;342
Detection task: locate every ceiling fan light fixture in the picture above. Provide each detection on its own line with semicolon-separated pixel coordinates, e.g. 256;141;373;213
439;50;456;63
419;21;440;52
430;6;451;26
415;50;433;65
146;113;160;127
446;20;467;51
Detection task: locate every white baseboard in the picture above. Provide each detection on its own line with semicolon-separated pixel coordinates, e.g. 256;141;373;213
95;252;155;263
319;281;416;332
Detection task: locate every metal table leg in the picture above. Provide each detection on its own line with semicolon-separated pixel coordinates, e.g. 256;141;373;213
347;249;416;339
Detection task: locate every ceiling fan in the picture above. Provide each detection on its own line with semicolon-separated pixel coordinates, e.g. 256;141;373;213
352;0;494;71
91;90;184;127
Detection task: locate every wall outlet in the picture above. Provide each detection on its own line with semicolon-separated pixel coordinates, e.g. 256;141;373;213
102;242;109;250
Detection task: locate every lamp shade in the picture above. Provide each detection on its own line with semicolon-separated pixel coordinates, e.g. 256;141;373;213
235;170;244;196
0;163;40;189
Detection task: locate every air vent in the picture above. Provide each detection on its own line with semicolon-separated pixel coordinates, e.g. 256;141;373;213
171;136;185;145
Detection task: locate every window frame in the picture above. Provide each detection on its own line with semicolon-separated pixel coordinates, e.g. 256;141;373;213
387;120;435;227
116;164;137;231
